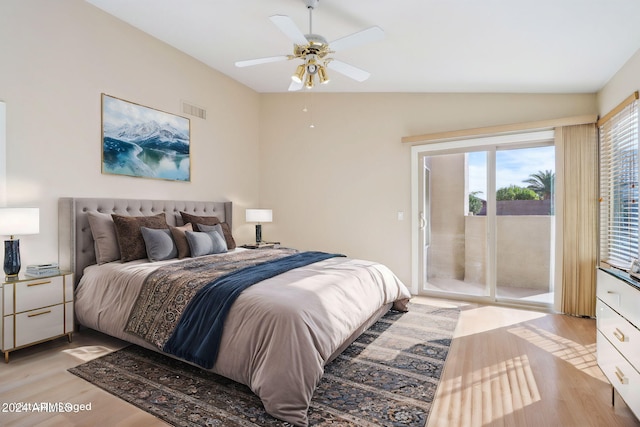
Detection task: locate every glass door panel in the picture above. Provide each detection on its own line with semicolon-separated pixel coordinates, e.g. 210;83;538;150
421;151;489;297
495;146;555;304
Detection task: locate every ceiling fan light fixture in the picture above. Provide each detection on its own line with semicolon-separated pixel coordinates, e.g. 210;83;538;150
305;58;319;75
238;0;383;91
318;65;329;84
292;64;305;83
305;72;314;89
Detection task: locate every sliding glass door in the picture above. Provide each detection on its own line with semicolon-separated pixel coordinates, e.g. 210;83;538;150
413;134;555;308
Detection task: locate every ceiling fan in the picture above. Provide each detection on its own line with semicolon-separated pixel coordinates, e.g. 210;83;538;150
234;0;384;91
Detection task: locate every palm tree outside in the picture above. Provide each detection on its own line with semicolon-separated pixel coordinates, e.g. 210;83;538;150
523;170;555;200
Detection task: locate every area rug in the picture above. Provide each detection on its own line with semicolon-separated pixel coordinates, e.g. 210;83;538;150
69;303;459;426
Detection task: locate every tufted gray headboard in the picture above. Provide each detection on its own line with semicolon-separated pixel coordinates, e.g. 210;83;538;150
58;197;232;285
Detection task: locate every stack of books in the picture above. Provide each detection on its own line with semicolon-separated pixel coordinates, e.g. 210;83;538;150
25;263;60;277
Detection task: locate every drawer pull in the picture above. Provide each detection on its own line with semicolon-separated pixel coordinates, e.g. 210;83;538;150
613;328;629;342
615;367;629;385
27;280;52;287
28;310;51;318
606;291;621;305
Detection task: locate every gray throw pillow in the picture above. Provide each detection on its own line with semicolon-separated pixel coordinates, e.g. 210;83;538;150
179;211;236;250
196;223;225;242
141;227;178;261
185;230;228;257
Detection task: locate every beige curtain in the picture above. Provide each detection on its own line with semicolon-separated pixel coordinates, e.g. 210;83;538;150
557;124;598;316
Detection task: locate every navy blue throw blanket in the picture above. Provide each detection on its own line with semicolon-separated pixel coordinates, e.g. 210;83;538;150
163;251;344;368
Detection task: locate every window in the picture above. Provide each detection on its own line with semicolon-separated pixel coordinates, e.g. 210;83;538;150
599;95;639;268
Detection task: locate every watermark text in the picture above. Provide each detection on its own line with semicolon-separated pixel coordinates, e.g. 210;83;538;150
2;402;92;413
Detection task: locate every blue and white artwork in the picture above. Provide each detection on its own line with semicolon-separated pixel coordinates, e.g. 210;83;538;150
102;94;190;181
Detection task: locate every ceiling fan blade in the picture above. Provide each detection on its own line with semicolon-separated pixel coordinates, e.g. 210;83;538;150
288;79;303;91
330;26;384;52
235;55;290;68
269;15;309;46
327;60;371;82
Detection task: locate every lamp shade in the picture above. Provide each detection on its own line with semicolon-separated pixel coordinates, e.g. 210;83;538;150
246;209;272;223
0;208;40;236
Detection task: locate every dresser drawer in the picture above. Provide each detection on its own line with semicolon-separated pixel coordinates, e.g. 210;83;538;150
597;331;640;418
15;304;64;348
596;269;640;327
597;299;640;367
14;276;64;313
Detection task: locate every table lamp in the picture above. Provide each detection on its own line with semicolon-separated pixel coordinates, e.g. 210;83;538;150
245;209;272;244
0;207;40;277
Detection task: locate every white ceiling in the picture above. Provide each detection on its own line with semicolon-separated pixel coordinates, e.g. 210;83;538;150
85;0;640;94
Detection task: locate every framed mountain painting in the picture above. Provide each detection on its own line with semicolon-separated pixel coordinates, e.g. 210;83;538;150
101;94;191;181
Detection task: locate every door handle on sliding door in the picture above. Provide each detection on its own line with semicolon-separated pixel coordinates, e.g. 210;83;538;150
419;212;426;230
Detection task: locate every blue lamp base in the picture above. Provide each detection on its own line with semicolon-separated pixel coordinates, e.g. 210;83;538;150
4;239;21;277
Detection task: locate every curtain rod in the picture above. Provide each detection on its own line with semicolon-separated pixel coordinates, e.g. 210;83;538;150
597;91;639;127
402;114;598;145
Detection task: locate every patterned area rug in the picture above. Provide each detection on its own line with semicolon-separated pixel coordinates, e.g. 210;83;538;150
69;303;459;426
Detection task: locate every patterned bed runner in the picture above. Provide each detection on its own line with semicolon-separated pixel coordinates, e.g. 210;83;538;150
125;249;343;368
125;249;298;348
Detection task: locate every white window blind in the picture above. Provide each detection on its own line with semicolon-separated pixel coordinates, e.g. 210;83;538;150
599;98;639;268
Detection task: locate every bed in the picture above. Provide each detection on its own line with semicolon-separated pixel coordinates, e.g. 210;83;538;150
58;197;411;426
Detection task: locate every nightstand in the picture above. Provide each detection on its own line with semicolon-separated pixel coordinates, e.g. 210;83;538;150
240;242;281;249
1;271;74;362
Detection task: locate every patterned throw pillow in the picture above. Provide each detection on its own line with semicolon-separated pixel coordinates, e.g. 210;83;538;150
112;213;168;262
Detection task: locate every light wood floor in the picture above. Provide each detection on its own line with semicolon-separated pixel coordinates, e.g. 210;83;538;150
421;297;640;427
0;298;638;427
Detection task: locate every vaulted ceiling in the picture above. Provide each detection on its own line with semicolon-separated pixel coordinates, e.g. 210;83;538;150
85;0;640;94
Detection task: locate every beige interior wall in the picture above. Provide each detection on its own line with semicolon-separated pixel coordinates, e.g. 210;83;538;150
598;47;640;114
259;93;597;284
0;0;261;266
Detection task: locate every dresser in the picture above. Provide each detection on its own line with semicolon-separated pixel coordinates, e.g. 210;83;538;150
1;272;74;362
596;267;640;418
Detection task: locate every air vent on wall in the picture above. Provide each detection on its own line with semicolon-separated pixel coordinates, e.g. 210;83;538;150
182;101;207;120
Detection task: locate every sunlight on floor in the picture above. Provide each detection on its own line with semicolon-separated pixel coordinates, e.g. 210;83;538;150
62;345;115;362
455;306;547;338
508;323;600;379
437;354;541;426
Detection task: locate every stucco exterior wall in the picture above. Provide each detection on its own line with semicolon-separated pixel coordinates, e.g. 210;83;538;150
428;153;466;280
465;215;553;289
